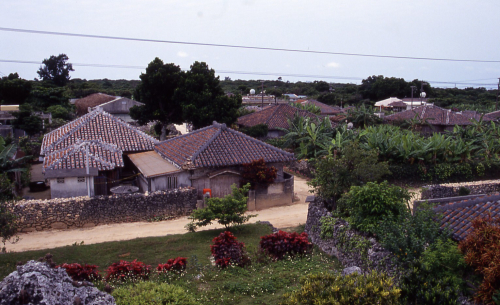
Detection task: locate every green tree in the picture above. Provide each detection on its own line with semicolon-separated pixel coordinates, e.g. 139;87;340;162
46;105;72;120
130;58;184;140
12;104;43;136
0;73;32;105
186;183;255;230
37;54;74;86
177;61;242;129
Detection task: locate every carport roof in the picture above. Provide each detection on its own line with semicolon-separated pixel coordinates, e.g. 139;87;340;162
128;151;181;178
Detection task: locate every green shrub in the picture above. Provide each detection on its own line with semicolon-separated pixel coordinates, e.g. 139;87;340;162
281;271;400;305
112;282;200;305
241;124;268;138
399;239;468;305
342;181;410;234
376;205;450;264
458;186;471;196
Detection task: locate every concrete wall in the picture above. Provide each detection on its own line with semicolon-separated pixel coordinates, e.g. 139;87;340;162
247;173;294;210
150;171;191;192
421;179;500;199
12;187;197;232
49;176;95;198
100;98;143;114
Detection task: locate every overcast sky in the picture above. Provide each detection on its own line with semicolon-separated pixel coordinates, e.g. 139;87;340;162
1;0;499;89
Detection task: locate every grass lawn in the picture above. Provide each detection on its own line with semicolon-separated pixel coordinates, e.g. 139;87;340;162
0;223;340;305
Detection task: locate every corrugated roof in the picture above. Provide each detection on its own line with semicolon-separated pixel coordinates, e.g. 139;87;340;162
155;121;295;169
128;151;180;178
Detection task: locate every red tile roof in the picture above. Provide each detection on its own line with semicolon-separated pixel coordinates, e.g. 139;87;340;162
237;104;320;130
385;105;490;126
296;100;345;115
75;93;117;116
155;121;295;169
43;140;124;172
435;194;500;241
41;109;158;156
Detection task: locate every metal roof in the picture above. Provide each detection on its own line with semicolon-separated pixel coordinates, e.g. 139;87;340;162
128;151;181;178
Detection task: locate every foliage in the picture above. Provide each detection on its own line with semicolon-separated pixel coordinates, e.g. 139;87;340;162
241;159;277;187
187;183;255;230
281;271;401;305
11;104;43;136
105;259;151;282
290;102;321;115
131;58;184;140
0;200;18;251
0;73;32;105
211;231;250;268
341;181;411;234
46;104;72;120
57;263;101;281
259;231;312;260
346;104;382;128
376;205;450;264
309;143;390;206
459;215;500;304
178;61;242;129
156;257;187;274
458;186;471;196
112;282;200;305
240;123;268;138
37;54;74;86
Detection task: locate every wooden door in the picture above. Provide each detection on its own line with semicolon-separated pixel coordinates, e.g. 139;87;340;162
210;174;241;198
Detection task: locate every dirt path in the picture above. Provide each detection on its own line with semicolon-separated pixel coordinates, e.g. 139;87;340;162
7;176;314;253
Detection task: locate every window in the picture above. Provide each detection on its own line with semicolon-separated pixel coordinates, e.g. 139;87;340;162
77;177;85;183
167;176;178;189
57;178;65;183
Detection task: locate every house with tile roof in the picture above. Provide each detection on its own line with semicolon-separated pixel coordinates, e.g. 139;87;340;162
384;105;490;134
237;104;321;138
128;121;296;210
74;93;144;122
41;108;158;198
293;99;346;116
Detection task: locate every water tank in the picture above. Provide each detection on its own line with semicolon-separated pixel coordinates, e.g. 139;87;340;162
250;89;256;95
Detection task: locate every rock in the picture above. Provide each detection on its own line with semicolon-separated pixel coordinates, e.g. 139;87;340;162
342;266;362;276
51;222;68;230
0;261;115;305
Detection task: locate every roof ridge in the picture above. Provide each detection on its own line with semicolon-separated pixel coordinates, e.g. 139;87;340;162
98;110;159;144
434;193;500;213
267;104;283;125
156;124;217;146
191;122;224;162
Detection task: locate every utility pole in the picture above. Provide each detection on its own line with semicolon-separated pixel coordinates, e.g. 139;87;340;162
410;86;417;109
497;78;500;111
261;81;264;108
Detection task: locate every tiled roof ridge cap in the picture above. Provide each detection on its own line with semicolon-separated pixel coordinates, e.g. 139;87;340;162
190;121;224;162
151;149;183;169
267;104;284;124
91;96;122;108
41;110;102;154
223;122;295;159
434;193;500;213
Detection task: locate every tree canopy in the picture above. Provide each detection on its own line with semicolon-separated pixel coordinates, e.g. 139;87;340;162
37;54;74;86
0;73;32;105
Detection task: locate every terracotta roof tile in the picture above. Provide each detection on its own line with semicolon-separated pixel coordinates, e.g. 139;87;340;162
237;104;320;130
385;105;490;126
41;109;158;156
75;93;117;116
155;121;295;168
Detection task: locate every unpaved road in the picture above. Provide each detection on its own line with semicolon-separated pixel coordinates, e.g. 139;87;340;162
7;176;314;253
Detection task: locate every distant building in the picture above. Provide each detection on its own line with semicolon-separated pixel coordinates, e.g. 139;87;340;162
74;93;144;122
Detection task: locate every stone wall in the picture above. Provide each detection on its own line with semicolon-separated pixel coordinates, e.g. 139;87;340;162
305;199;398;276
421;179;500;199
12;187;198;232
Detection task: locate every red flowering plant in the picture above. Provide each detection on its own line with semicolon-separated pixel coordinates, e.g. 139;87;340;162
157;257;187;273
104;259;151;282
242;158;277;188
259;230;312;260
211;231;250;268
57;263;101;281
459;214;500;304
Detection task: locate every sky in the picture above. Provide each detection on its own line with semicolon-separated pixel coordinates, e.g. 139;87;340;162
1;0;499;89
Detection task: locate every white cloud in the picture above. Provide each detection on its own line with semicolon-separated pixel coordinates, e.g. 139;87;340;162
177;51;188;57
326;62;340;68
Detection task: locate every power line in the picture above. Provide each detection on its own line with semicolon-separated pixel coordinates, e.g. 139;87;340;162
1;27;500;64
0;58;497;87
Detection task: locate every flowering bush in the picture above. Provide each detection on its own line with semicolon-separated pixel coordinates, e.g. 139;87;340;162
157;257;187;273
105;259;151;281
259;231;312;260
211;231;250;268
242;158;277;187
57;263;101;281
459;215;500;304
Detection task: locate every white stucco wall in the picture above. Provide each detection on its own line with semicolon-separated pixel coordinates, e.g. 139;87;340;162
49;176;95;198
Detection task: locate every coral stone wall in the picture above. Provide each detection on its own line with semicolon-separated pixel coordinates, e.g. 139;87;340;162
12;187;198;232
421;179;500;199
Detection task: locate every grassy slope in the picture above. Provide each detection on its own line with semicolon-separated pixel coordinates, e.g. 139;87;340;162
0;223;340;305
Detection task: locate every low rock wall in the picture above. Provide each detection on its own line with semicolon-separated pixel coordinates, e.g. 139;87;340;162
305;199;398;276
12;187;198;232
421;179;500;199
